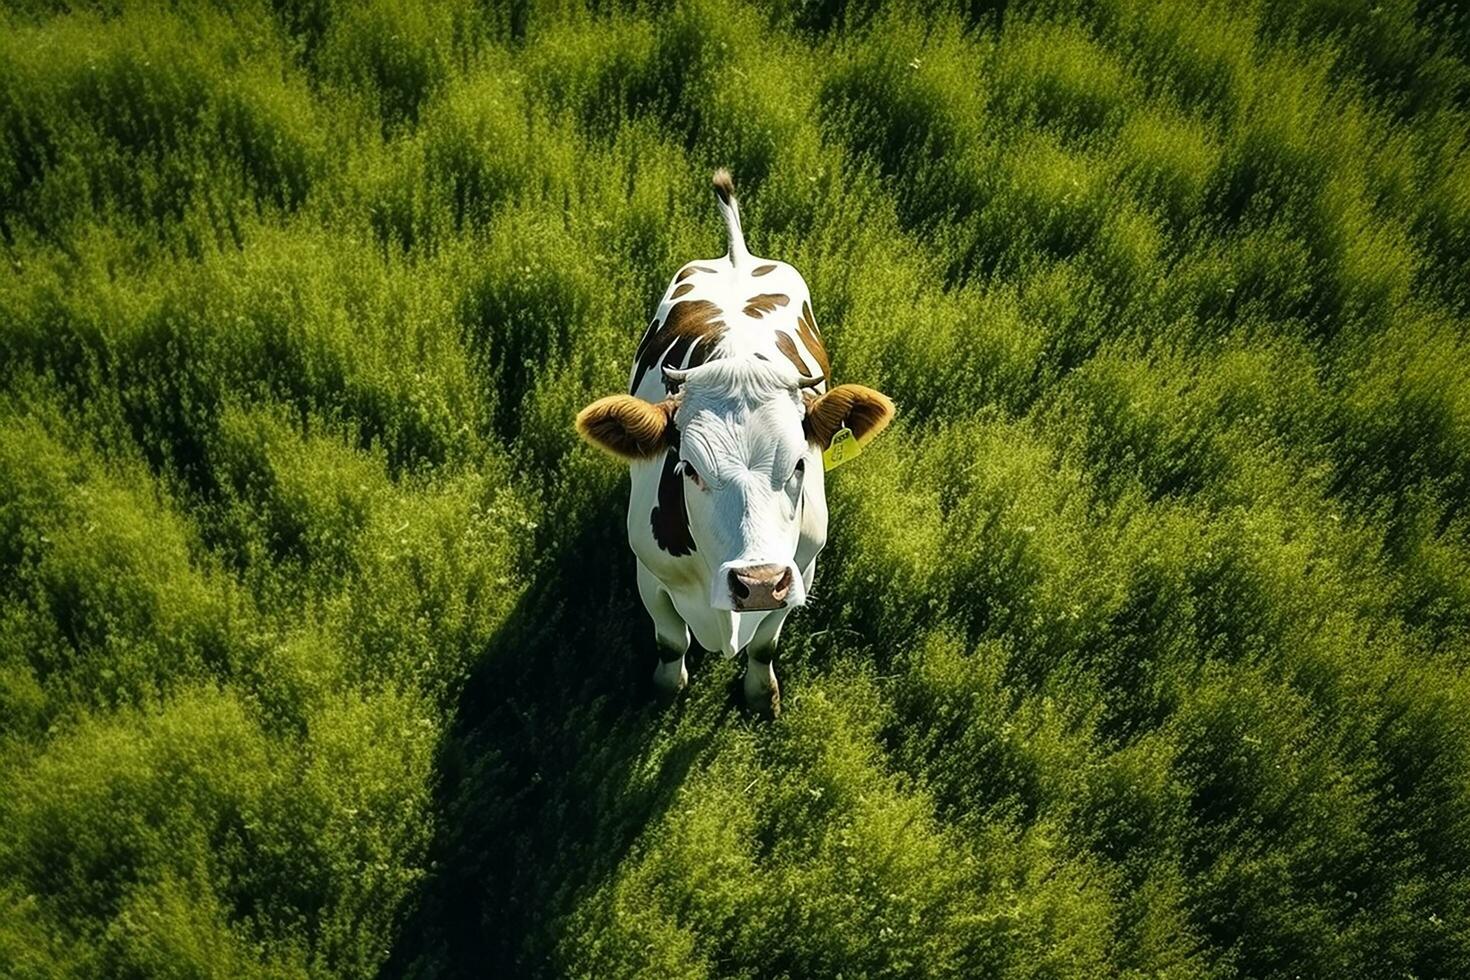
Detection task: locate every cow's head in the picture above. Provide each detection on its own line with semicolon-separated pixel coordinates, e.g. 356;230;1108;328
576;357;894;612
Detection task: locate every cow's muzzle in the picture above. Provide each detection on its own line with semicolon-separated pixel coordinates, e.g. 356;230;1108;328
726;563;795;611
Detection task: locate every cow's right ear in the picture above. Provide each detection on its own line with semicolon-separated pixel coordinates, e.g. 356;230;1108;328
575;395;677;460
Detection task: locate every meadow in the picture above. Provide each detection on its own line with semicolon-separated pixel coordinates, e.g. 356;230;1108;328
1;0;1468;976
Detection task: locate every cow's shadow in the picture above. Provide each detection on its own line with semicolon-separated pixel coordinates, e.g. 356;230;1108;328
382;492;740;978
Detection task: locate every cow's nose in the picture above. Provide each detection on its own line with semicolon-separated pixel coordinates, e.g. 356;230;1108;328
729;564;792;610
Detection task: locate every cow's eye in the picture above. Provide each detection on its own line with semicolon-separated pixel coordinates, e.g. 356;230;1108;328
679;460;705;489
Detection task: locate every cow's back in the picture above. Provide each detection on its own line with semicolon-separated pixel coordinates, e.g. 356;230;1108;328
628;257;829;403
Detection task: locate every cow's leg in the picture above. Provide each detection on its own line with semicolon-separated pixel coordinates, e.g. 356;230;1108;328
743;607;791;718
637;562;689;697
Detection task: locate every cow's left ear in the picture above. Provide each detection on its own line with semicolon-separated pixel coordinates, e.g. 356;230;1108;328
575;394;677;460
804;384;895;449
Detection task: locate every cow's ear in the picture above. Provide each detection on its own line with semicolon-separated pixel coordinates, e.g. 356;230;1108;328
576;395;677;460
804;384;895;449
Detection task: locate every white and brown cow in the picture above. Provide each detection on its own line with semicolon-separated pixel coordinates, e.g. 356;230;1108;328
575;170;894;716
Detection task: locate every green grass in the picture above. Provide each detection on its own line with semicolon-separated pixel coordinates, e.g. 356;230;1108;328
2;0;1469;976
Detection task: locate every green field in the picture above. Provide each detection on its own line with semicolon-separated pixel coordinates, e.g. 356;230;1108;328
2;0;1469;976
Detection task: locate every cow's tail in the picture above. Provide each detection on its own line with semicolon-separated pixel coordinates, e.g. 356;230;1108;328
712;168;751;268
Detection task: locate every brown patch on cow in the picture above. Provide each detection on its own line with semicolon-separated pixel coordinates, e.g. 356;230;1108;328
774;331;811;376
797;300;831;381
651;449;697;556
631;317;659;381
631;300;727;394
743;293;790;318
674;265;717;282
671;282;695;299
752;263;777;276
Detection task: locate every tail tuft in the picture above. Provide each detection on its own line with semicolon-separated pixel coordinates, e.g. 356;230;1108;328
712;168;736;206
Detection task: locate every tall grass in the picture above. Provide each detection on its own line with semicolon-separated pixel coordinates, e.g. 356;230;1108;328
2;0;1469;977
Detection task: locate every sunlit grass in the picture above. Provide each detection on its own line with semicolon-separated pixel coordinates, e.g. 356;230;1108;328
2;0;1469;977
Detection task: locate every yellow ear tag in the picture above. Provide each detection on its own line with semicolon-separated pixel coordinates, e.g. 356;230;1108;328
823;426;862;471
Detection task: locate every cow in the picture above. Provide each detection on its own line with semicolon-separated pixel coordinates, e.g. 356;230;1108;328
575;170;894;716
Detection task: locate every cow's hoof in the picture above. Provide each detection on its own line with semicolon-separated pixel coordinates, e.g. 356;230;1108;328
652;660;688;703
744;679;780;719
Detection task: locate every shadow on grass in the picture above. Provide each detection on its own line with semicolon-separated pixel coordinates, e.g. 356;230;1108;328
383;496;737;978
